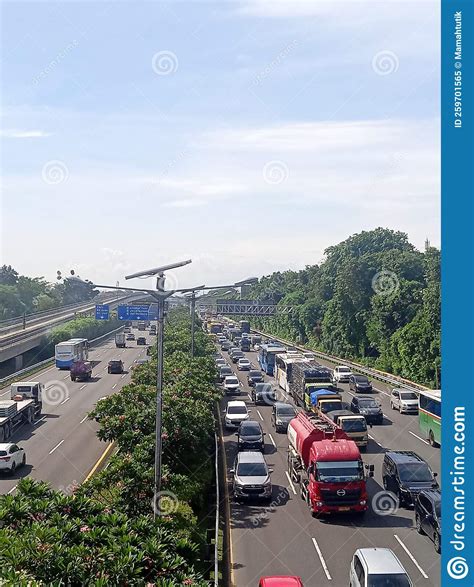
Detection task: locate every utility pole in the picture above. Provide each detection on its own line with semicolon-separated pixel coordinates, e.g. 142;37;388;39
190;291;197;358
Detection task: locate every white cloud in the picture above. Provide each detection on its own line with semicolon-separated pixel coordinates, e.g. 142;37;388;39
0;129;52;139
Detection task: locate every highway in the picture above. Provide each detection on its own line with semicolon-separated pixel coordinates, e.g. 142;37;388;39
219;345;441;586
0;331;149;496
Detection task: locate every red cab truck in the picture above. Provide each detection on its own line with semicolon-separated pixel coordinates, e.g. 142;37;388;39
287;412;373;515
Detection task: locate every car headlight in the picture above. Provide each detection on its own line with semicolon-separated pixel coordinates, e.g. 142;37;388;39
276;419;283;425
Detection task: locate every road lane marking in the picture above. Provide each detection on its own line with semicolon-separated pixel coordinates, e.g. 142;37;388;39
79;384;87;390
49;439;65;454
7;485;17;495
374;386;390;397
408;431;430;445
312;538;332;580
285;471;297;495
394;534;429;579
256;410;263;421
63;375;69;380
84;442;115;482
60;397;70;405
80;415;88;424
34;416;46;426
121;374;126;379
112;383;117;389
268;433;276;448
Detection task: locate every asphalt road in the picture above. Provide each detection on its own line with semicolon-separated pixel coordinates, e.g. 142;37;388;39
219;347;441;587
0;330;150;495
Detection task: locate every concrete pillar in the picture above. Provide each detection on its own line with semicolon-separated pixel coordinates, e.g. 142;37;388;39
14;354;23;372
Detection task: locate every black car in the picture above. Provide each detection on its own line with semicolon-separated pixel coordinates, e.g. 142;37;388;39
348;374;373;393
247;370;264;387
237;420;265;452
220;340;232;351
382;451;439;507
252;383;276;405
137;337;147;346
108;360;124;374
272;402;296;433
231;351;245;364
350;396;383;424
415;489;441;553
218;365;233;383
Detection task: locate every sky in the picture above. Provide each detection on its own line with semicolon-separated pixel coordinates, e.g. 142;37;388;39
1;0;440;291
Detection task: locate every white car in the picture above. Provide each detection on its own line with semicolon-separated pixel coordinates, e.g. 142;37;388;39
224;400;250;429
223;376;241;395
332;365;352;384
237;358;252;371
0;443;26;474
390;389;419;414
215;358;227;368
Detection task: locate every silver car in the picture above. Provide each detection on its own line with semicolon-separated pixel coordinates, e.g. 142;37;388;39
231;451;272;501
390;389;419;414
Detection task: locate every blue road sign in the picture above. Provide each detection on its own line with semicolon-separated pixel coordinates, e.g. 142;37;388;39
117;305;151;321
95;304;110;320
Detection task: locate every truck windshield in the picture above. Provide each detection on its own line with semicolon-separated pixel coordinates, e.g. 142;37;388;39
315;460;363;482
342;419;367;432
320;401;342;413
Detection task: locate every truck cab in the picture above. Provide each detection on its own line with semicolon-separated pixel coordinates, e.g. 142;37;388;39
10;381;43;411
326;410;369;450
309;389;342;415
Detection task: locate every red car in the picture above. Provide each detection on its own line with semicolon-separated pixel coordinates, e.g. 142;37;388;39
259;577;304;587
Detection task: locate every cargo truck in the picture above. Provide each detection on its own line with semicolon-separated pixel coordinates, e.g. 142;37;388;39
239;320;251;334
309;389;344;415
289;362;335;408
115;332;126;348
287;412;373;515
324;410;369;450
240;337;251;351
0;381;43;442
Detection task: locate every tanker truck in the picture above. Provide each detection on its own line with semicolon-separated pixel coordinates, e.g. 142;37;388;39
287;411;373;516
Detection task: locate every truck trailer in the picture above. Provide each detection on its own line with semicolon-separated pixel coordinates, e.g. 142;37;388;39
115;332;126;348
287;412;373;515
288;362;335;408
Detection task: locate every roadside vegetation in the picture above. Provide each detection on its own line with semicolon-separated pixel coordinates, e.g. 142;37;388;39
0;309;221;585
0;265;98;320
249;228;440;387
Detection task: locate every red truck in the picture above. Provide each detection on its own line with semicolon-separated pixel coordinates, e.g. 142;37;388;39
70;360;93;382
287;412;373;515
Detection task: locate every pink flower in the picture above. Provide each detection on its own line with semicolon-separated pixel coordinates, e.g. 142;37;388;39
80;525;90;532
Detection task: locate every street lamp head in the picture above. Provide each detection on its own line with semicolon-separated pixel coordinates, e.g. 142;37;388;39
233;276;259;286
125;259;192;280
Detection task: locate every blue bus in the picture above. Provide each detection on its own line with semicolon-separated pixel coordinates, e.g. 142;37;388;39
55;338;89;369
258;343;286;375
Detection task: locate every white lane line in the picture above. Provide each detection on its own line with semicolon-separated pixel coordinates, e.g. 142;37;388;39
79;384;87;390
63;375;69;380
60;397;70;405
256;410;264;421
49;439;65;454
374;387;390;397
285;471;297;495
268;433;276;448
311;537;332;580
80;415;88;424
7;485;17;495
394;534;429;579
34;416;46;426
408;431;430;445
121;374;126;379
112;383;117;389
247;393;252;402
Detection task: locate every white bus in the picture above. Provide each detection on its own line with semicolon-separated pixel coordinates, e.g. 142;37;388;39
274;353;311;393
418;389;441;446
55;338;89;369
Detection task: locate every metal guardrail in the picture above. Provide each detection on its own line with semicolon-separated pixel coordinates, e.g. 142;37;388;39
0;325;124;388
252;328;431;393
214;432;219;586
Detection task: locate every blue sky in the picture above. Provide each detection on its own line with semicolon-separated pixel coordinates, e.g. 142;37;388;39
1;0;440;290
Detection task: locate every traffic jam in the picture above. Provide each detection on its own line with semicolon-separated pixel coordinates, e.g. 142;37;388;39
207;317;441;587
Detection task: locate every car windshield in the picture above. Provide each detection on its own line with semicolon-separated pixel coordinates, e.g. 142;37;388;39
398;463;434;482
342;419;367;432
239;359;249;364
367;575;411;587
339;367;351;373
355;376;369;383
277;406;296;417
358;399;378;408
226;378;238;384
315;460;363;483
221;367;232;373
256;384;272;392
228;406;247;415
237;463;267;477
249;371;261;377
241;423;261;435
0;451;7;456
110;361;121;366
400;392;418;400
